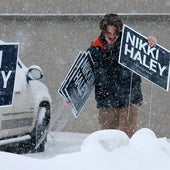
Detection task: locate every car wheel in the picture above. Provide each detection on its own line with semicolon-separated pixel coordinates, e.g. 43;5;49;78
30;105;50;153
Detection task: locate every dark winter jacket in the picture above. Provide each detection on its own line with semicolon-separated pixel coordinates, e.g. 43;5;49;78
88;33;143;109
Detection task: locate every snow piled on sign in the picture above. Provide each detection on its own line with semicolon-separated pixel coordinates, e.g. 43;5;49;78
1;128;170;170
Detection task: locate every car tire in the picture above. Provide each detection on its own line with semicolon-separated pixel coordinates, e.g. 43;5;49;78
30;105;50;153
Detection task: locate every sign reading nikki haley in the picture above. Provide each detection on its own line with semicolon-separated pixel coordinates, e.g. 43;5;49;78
119;24;170;91
58;51;95;118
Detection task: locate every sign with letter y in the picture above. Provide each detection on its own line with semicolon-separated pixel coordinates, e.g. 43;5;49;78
0;43;19;106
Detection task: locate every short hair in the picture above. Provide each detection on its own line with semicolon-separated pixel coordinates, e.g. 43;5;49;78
99;13;123;35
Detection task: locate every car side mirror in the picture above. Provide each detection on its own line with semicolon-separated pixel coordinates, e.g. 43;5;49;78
27;65;43;82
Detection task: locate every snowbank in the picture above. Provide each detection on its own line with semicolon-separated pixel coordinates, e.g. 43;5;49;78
1;128;170;170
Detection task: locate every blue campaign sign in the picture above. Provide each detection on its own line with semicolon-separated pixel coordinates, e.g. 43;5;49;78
119;25;170;91
58;51;86;102
58;51;95;118
0;44;19;106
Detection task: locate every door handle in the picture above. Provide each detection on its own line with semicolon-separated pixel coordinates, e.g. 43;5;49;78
14;91;21;94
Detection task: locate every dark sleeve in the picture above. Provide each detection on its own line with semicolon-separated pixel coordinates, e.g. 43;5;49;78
87;46;107;87
87;45;97;62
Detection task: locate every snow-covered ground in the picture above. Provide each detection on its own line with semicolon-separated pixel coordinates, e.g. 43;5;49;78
1;128;170;170
27;131;89;159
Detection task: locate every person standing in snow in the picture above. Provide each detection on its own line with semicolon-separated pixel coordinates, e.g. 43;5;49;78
87;13;157;137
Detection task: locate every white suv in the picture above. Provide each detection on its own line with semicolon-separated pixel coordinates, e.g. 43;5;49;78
0;59;52;153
